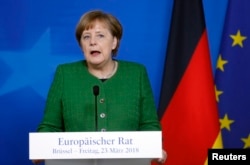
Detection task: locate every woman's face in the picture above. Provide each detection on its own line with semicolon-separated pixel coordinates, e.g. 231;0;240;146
80;20;117;66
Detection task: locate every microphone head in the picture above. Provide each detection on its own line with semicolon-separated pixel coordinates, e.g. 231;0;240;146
93;85;99;96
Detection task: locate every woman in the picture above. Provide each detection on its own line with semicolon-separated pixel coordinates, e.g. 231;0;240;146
32;10;166;164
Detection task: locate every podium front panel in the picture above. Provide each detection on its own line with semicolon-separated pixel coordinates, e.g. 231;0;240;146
29;131;162;159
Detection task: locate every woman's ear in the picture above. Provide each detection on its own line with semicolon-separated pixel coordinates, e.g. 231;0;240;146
112;37;118;50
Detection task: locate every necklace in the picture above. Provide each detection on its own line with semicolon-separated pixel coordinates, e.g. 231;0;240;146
102;61;117;79
88;61;118;79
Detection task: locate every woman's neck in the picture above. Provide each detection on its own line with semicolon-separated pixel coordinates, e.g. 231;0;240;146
88;60;117;79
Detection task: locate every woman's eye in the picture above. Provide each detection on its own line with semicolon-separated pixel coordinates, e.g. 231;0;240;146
82;35;90;40
97;34;104;38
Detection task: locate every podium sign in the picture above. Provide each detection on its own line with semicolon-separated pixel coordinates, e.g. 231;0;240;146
29;131;162;160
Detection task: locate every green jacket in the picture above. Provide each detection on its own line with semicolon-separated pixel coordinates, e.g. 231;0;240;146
38;60;161;132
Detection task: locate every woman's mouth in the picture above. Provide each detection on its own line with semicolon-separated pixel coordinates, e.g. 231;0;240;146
90;50;101;56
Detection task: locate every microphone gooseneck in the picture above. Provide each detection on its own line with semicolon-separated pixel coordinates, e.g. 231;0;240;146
93;85;99;96
93;85;99;131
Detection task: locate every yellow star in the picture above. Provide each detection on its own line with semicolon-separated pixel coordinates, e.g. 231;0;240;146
215;85;223;102
230;30;247;47
219;114;234;131
241;134;250;149
216;55;228;72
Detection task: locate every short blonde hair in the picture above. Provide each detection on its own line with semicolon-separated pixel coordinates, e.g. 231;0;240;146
75;10;123;56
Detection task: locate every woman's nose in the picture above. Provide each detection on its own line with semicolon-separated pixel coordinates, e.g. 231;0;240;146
90;36;97;45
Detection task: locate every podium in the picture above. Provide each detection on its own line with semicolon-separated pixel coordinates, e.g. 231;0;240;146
29;131;162;165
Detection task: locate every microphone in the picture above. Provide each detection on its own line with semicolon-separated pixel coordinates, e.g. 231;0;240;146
93;85;99;96
93;85;99;131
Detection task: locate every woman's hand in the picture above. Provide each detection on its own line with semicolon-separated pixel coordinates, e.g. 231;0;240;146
31;159;44;164
152;149;167;164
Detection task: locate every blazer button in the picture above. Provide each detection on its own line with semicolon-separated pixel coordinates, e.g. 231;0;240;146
101;128;106;132
100;113;106;118
99;98;105;103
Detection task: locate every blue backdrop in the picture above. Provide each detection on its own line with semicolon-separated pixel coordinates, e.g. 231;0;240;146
0;0;228;164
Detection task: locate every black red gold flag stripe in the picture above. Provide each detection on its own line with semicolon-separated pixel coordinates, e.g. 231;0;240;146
156;0;223;164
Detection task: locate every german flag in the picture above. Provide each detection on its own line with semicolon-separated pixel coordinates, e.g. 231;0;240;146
156;0;223;164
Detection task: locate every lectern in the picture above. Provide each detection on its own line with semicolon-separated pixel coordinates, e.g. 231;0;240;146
29;131;162;165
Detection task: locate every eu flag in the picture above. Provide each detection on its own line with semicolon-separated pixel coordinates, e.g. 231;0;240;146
215;0;250;149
